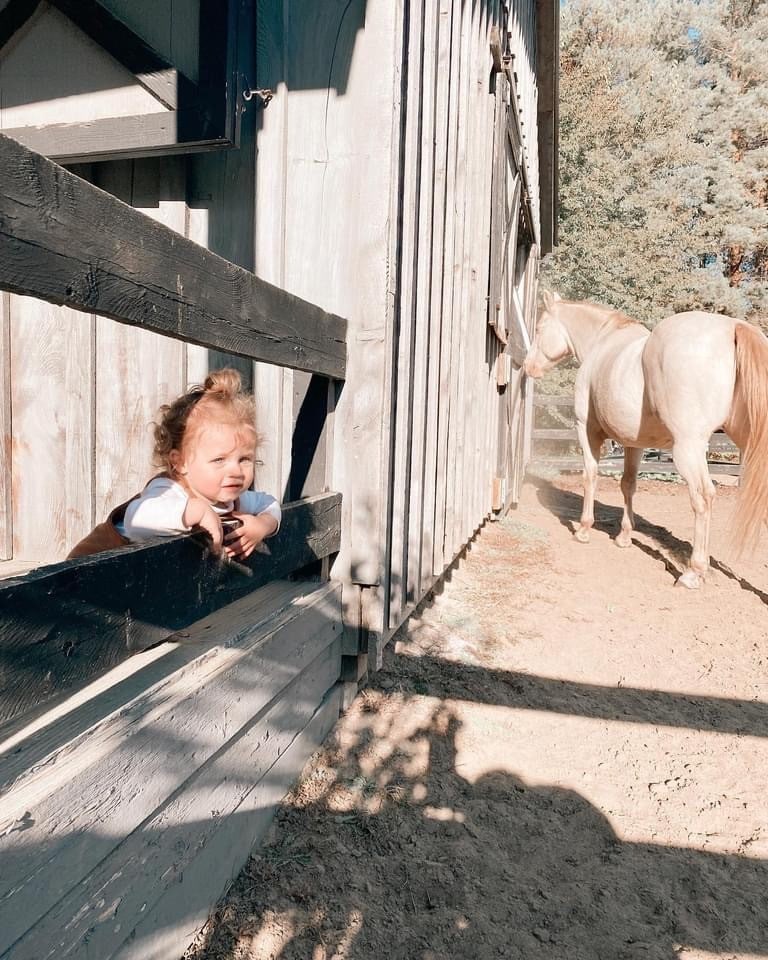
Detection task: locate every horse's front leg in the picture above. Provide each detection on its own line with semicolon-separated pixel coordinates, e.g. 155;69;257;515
672;439;715;589
574;420;605;543
616;446;642;548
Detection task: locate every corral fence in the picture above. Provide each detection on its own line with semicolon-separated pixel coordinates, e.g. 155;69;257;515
531;392;741;476
0;133;346;960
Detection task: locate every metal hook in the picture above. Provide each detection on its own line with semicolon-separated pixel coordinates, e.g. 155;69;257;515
243;86;274;108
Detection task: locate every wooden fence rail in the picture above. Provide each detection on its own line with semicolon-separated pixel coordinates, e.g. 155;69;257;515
531;394;741;466
0;493;341;731
0;134;347;378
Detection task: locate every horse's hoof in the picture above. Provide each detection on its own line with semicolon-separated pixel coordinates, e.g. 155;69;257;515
574;528;590;544
615;533;633;548
676;569;703;589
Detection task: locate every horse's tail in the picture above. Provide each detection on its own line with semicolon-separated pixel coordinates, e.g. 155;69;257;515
732;320;768;554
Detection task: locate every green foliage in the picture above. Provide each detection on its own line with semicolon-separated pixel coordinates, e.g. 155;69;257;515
543;0;768;327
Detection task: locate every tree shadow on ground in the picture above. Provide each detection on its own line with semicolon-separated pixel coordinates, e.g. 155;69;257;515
185;645;768;960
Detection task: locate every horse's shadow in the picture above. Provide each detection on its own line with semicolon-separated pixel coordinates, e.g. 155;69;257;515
530;474;768;606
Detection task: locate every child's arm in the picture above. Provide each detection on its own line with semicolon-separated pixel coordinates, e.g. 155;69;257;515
183;497;224;552
224;491;281;560
123;478;224;552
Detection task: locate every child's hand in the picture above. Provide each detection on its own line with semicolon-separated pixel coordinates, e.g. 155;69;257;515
184;497;223;553
224;512;278;559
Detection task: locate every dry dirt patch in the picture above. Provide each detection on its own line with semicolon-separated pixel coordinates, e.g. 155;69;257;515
186;474;768;960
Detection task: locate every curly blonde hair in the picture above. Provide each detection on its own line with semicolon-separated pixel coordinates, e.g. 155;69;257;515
152;368;262;473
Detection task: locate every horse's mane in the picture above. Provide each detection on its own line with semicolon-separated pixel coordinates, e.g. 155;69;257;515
560;298;640;330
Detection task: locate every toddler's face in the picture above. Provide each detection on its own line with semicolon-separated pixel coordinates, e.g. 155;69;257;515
171;421;257;505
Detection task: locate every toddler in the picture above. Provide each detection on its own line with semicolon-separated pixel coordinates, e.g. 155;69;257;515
68;369;280;559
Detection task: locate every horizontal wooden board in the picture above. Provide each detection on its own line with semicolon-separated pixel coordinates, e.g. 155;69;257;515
15;685;343;960
114;685;343;960
532;395;575;408
3;110;226;164
532;427;575;440
0;581;342;957
0;135;347;378
0;492;341;729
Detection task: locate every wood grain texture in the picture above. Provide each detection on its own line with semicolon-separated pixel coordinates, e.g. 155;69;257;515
0;492;342;728
0;293;10;558
387;0;425;627
419;0;452;594
110;685;343;960
432;0;462;578
0;581;342;958
406;0;437;605
93;158;187;525
9;296;94;560
2;110;229;163
0;135;347;378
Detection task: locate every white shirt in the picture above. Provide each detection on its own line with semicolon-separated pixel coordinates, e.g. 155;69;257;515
120;476;281;540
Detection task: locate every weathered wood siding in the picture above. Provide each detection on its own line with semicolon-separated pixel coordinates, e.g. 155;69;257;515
249;0;544;663
0;580;343;960
0;0;555;955
380;0;541;642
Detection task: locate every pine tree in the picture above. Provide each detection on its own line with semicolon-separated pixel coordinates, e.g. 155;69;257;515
543;0;768;325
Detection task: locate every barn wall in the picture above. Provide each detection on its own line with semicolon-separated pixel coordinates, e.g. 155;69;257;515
0;0;546;607
0;0;556;955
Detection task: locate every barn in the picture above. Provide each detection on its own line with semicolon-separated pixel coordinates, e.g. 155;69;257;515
0;1;559;956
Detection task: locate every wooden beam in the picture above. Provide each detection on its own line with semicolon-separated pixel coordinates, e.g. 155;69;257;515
0;492;341;730
0;135;347;378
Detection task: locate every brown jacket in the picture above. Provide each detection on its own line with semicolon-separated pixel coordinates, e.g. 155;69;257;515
66;495;139;559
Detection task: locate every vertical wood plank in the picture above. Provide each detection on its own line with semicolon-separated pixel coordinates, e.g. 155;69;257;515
474;1;497;531
432;0;462;577
252;0;292;504
420;0;453;594
0;293;12;559
9;297;94;561
93;158;186;523
184;200;213;388
406;0;438;604
387;0;425;627
467;0;487;539
444;0;472;563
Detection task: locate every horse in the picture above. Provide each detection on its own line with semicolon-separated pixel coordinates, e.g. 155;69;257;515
523;292;768;588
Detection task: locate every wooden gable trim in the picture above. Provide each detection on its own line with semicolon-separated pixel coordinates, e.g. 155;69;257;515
0;0;40;53
0;492;342;731
0;0;193;109
0;135;347;378
50;0;196;110
2;110;226;164
1;0;244;161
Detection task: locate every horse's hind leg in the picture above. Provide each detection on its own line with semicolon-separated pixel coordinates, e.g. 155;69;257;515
616;446;642;548
672;439;715;589
575;422;605;543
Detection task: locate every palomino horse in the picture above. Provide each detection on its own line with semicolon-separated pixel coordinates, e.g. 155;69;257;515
523;292;768;588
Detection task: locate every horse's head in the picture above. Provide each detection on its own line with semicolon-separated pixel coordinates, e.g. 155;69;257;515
523;292;572;378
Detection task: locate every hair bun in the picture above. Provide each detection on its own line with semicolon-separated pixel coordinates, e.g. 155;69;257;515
203;368;242;400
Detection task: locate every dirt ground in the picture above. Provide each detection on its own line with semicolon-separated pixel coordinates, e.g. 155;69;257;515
185;471;768;960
